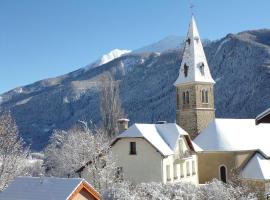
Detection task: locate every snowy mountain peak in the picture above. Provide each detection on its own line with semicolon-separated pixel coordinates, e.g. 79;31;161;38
85;49;131;70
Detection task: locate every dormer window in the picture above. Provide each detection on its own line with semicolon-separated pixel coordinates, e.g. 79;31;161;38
186;38;191;45
184;64;189;77
199;63;205;76
194;36;199;44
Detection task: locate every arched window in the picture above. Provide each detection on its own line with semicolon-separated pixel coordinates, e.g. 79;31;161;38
201;90;205;102
186;91;190;104
219;165;227;183
182;92;186;104
183;91;190;105
201;90;209;103
184;64;189;77
179;139;184;154
192;160;196;175
186;161;190;176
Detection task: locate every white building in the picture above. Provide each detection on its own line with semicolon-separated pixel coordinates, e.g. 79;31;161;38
111;122;198;185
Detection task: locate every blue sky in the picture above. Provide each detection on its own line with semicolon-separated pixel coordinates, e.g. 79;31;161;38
0;0;269;93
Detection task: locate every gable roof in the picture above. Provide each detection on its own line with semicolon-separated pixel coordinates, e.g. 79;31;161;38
113;123;190;156
193;118;270;156
174;16;215;86
0;177;100;200
241;152;270;180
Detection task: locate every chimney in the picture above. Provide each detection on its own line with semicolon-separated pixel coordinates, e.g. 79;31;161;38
117;118;129;134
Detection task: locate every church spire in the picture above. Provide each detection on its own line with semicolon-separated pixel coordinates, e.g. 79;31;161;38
174;16;215;86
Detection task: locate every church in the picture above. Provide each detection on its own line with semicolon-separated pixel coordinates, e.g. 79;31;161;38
111;15;270;198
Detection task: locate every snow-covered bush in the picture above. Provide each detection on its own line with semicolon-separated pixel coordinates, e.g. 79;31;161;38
102;179;257;200
134;182;196;200
197;179;257;200
102;181;136;200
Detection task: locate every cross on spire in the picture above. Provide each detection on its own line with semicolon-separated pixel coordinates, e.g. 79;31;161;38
190;3;194;15
189;0;195;15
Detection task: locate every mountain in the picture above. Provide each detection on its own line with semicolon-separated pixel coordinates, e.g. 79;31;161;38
134;35;185;53
1;29;270;150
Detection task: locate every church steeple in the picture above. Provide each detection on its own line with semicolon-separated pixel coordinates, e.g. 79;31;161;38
174;16;214;86
175;16;215;139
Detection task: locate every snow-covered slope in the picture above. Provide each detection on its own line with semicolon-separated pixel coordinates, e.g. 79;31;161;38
84;49;131;70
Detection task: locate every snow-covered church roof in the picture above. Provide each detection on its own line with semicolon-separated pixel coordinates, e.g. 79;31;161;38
114;123;190;156
174;16;215;85
0;177;99;200
193;119;270;156
241;153;270;180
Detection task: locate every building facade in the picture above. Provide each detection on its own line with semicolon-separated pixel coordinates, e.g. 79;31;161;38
111;123;198;185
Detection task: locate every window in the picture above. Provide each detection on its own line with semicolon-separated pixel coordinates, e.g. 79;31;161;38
219;165;227;183
183;91;190;105
130;142;136;155
180;163;184;178
186;91;190;104
186;161;190;176
166;165;171;181
179;139;184;154
182;92;186;104
173;163;178;179
201;90;209;103
199;63;205;75
184;64;189;77
192;161;196;175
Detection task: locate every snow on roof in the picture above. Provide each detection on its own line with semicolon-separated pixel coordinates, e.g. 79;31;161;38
0;177;88;200
241;153;270;180
174;16;215;86
193;119;270;156
116;123;188;156
192;141;203;152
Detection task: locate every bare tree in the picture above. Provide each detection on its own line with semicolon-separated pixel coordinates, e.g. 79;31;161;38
99;73;125;137
0;112;28;190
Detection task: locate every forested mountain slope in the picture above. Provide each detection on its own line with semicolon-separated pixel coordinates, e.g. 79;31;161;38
1;29;270;150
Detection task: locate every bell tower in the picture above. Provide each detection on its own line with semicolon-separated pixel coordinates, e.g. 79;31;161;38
174;16;215;139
